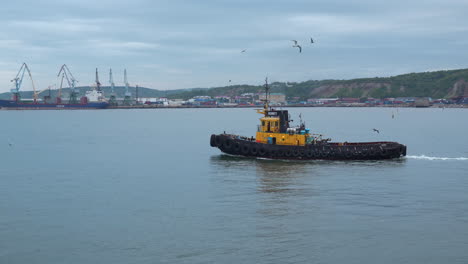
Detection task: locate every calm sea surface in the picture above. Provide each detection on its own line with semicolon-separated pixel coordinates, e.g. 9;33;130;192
1;107;467;264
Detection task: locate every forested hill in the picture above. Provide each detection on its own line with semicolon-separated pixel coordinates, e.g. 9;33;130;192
167;68;468;100
2;69;468;100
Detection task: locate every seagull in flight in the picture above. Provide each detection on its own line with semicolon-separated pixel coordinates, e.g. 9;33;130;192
372;128;380;134
241;49;246;53
310;37;314;43
292;44;302;53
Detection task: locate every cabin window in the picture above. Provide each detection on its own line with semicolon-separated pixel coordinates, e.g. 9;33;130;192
275;121;278;127
262;121;265;126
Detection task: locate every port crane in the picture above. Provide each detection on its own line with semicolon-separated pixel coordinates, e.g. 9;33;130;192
108;69;117;106
57;64;79;104
95;68;101;91
10;63;38;102
123;69;132;105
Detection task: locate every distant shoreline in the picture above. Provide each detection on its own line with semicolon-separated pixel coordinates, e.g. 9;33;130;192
107;104;467;109
1;104;467;110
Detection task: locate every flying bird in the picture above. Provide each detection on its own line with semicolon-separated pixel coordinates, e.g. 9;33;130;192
372;128;380;134
241;49;246;53
291;40;298;45
310;38;314;43
293;44;302;53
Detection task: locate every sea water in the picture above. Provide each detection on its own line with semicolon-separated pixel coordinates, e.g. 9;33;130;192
1;107;467;263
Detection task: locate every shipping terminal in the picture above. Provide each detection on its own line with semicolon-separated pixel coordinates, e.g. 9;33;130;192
0;63;136;110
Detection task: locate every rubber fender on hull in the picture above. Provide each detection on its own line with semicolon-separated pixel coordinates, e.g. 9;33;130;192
344;149;352;159
380;146;388;158
277;150;285;157
369;146;377;156
270;149;278;158
233;142;241;152
223;138;233;151
258;147;267;156
361;148;369;157
292;149;300;157
250;146;258;155
241;144;250;155
214;135;223;147
210;134;216;147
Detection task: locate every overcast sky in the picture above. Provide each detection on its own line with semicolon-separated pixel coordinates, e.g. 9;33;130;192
1;0;468;93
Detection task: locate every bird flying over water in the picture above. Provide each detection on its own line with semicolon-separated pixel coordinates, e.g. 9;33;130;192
293;44;302;53
372;128;380;134
241;49;246;53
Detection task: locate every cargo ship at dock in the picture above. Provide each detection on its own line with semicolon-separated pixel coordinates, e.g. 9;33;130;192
0;63;109;110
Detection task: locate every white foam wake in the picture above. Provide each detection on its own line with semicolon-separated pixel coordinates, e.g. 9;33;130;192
407;155;468;161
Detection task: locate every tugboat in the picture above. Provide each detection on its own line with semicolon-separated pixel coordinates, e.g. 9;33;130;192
210;79;406;160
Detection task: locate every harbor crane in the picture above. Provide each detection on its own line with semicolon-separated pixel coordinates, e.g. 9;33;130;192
108;68;117;106
123;69;132;106
95;68;102;91
10;63;38;102
57;64;79;104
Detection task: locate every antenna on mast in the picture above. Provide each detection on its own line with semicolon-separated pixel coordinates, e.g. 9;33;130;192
263;77;270;112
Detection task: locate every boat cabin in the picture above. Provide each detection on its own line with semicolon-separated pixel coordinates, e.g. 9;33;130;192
255;109;310;146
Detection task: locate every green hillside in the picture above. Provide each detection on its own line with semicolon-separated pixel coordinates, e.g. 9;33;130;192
2;68;468;100
167;69;468;100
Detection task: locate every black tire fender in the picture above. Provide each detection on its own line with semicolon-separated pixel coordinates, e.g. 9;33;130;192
251;146;258;155
292;149;300;157
241;144;250;155
233;142;241;152
277;150;285;157
270;149;278;157
259;147;267;156
215;135;223;147
223;138;232;150
210;134;216;147
369;146;377;156
361;149;369;157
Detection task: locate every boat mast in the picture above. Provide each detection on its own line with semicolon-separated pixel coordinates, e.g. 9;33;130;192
263;77;270;115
